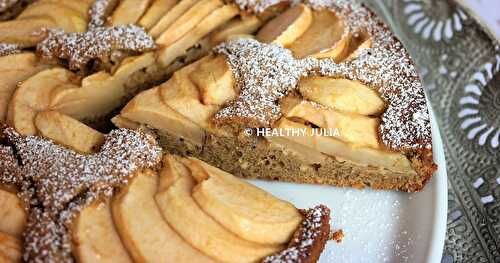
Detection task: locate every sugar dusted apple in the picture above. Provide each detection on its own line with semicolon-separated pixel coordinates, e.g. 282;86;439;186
298;76;385;116
257;4;312;46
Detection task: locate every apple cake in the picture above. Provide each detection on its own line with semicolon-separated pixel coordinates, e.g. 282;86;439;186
0;0;439;262
114;0;437;192
0;124;331;262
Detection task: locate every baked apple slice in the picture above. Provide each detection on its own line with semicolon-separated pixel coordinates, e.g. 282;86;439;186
72;199;133;263
256;4;312;46
186;157;302;245
157;4;239;66
298;76;385;116
281;96;380;149
110;116;141;130
209;15;262;45
138;0;177;30
109;0;152;26
40;0;94;19
50;53;155;121
0;189;26;238
275;119;413;172
7;68;80;136
155;158;283;263
0;17;56;47
112;170;216;263
159;58;221;133
345;31;372;61
35;111;105;154
149;0;198;38
189;55;236;106
0;232;21;263
156;0;223;47
288;9;349;60
18;2;87;32
0;53;48;122
119;87;205;146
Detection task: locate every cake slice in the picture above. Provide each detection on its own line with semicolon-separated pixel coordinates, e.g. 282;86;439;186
0;124;333;262
115;1;437;192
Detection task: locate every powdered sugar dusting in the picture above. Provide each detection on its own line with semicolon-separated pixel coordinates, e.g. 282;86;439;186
36;25;155;71
262;205;330;263
0;43;20;57
214;39;313;127
88;0;119;30
215;0;432;150
232;0;289;13
0;126;161;262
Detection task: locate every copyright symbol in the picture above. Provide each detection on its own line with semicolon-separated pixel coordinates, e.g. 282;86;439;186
243;128;253;136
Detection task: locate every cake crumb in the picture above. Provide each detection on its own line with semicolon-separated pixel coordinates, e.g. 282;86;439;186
331;229;344;243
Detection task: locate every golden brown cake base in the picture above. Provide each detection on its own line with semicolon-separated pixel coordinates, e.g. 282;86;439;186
150;128;433;192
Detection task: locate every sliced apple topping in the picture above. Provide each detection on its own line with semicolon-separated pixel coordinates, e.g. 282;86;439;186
0;189;26;238
7;68;80;136
345;31;372;61
111;116;141;130
149;0;199;38
275;119;413;172
18;2;87;32
49;72;120;121
35;111;105;154
186;157;302;245
0;53;48;122
157;4;239;66
256;4;312;46
109;0;152;26
119;87;206;146
112;170;216;263
159;58;221;134
38;0;94;19
298;76;385;116
72;199;133;263
267;135;328;165
0;17;56;47
0;232;21;263
209;15;263;45
156;0;223;47
288;9;348;59
189;55;236;106
138;0;177;30
282;96;380;149
155;158;283;263
50;53;155;121
0;0;91;47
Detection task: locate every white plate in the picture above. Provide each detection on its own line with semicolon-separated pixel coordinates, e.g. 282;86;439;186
249;106;448;263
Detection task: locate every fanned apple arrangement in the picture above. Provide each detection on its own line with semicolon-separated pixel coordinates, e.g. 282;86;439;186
0;0;436;262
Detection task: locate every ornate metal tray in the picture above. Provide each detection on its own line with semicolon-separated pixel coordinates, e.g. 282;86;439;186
364;0;499;262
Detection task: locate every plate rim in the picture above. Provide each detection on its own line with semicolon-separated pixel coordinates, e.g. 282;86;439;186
425;103;448;263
